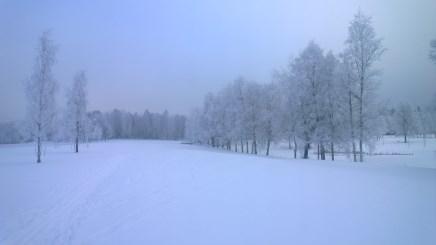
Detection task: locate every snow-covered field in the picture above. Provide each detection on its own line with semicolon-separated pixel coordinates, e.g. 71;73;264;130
1;137;435;244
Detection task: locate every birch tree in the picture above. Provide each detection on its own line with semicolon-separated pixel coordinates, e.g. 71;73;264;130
243;82;262;154
292;41;325;159
345;10;385;162
232;77;249;153
338;52;359;161
395;103;416;143
274;67;300;158
258;83;278;156
25;31;58;163
415;106;430;146
323;52;346;160
66;71;88;153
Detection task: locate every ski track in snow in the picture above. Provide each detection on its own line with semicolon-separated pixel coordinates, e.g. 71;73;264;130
0;138;435;245
7;154;122;244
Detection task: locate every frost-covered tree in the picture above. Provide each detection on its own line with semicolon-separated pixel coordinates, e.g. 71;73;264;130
231;77;250;152
345;10;385;162
185;11;387;163
0;122;23;144
338;52;359;161
430;39;436;63
291;41;326;159
185;108;205;143
415;106;432;146
25;31;58;163
430;94;436;136
323;52;347;160
87;111;105;141
243;82;263;154
92;109;185;140
395;103;416;143
378;103;396;135
66;71;88;152
186;77;274;155
273;67;300;158
220;83;239;151
201;93;220;147
257;83;279;156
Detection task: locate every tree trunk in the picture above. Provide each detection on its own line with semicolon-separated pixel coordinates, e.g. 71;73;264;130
349;91;357;162
320;144;325;160
359;78;364;162
37;123;41;163
241;139;244;153
253;133;257;154
303;143;309;159
317;144;320;160
246;141;249;153
37;136;41;163
293;136;297;159
75;136;79;153
75;120;79;153
266;139;271;156
251;140;257;154
331;142;334;161
352;141;357;162
404;134;407;143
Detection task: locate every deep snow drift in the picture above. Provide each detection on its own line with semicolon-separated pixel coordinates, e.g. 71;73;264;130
0;138;435;244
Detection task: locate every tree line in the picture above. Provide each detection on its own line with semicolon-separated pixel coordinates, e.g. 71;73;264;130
85;109;186;141
186;11;436;162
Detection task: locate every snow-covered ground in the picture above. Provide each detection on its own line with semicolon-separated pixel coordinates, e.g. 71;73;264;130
0;137;435;244
270;136;436;169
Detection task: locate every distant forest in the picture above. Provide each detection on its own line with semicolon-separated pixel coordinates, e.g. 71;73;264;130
0;109;186;144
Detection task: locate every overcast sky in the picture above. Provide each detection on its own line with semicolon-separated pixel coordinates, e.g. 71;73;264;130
1;0;435;122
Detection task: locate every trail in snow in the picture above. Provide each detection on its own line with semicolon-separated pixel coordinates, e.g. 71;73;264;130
0;139;435;245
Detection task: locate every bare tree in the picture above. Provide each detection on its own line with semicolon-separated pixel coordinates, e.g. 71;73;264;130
345;10;385;162
66;71;88;153
395;103;416;143
25;31;58;163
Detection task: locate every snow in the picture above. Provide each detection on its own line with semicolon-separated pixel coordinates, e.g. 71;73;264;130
269;136;436;169
1;138;436;244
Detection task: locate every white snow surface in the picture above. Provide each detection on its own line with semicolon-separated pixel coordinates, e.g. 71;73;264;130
0;138;435;244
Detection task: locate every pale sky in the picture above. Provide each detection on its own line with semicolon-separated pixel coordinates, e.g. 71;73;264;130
1;0;435;122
